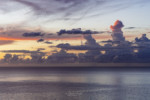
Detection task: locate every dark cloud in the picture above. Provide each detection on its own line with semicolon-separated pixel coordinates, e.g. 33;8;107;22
57;28;101;35
22;32;44;37
37;39;44;42
84;34;100;46
56;43;139;50
1;50;45;64
2;53;45;64
46;49;77;63
2;20;150;64
56;34;100;51
56;43;101;50
135;34;150;42
101;40;113;43
3;54;13;63
44;41;53;44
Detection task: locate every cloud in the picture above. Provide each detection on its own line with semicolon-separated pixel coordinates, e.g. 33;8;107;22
56;43;137;50
46;49;77;63
1;49;45;63
101;40;113;43
0;40;14;45
110;20;124;31
57;28;102;35
2;54;20;63
47;33;54;35
13;0;148;16
22;32;44;37
0;26;84;41
0;0;149;30
56;34;100;51
56;43;101;50
44;41;53;44
125;27;136;29
37;48;45;51
14;0;43;13
110;20;125;41
37;38;44;42
10;0;149;22
2;20;150;64
135;34;150;42
1;50;44;54
13;0;89;17
83;34;100;46
30;53;45;63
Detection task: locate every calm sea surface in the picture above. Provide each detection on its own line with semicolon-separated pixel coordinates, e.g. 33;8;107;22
0;67;150;100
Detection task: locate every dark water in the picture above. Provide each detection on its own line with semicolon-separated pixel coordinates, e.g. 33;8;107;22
0;67;150;100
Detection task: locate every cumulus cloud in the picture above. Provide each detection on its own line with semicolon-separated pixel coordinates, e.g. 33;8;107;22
110;20;125;41
3;54;20;63
110;20;124;30
57;28;101;35
56;34;100;50
83;34;100;46
135;34;150;42
0;0;149;42
46;49;77;63
2;19;150;64
22;32;44;37
1;49;45;63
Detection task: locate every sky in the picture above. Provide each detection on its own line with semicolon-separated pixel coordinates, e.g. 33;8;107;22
0;0;150;64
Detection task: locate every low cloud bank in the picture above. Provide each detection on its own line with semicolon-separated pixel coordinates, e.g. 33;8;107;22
1;20;150;64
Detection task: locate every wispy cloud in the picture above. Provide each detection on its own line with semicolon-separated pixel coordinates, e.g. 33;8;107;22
1;50;44;54
125;27;136;29
1;0;149;22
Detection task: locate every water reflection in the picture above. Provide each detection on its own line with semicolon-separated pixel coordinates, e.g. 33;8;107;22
0;68;150;100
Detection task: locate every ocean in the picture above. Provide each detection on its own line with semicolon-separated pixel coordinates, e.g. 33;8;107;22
0;67;150;100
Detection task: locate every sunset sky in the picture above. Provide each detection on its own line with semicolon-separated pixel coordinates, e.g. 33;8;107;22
0;0;150;61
